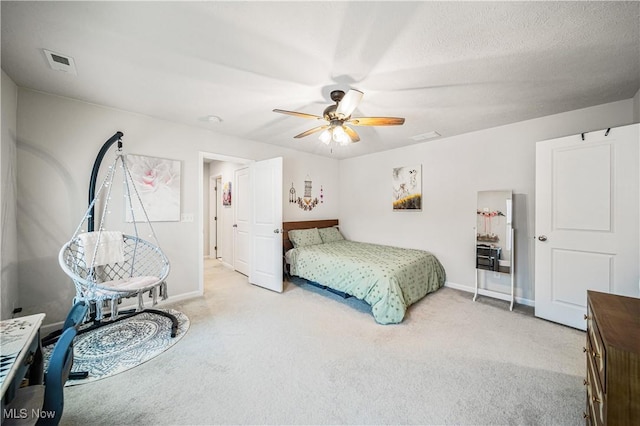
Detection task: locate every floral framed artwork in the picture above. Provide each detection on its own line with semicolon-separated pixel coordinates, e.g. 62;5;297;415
392;164;422;211
125;154;181;222
223;182;232;206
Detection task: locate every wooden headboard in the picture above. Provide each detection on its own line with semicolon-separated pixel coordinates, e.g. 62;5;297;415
282;219;339;252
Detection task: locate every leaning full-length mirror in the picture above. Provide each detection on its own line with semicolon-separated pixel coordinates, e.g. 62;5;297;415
476;190;513;275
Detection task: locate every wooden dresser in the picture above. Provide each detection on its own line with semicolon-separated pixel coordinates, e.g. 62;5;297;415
584;290;640;425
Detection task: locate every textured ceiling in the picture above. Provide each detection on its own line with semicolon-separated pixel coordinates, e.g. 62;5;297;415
2;1;639;159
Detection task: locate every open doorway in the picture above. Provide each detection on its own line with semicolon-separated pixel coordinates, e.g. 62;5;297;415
199;153;284;296
199;152;253;296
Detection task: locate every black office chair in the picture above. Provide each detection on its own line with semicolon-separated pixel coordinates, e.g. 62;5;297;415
4;327;77;425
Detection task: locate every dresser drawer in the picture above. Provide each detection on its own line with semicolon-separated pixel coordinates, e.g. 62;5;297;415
586;291;640;426
586;302;606;391
586;334;605;426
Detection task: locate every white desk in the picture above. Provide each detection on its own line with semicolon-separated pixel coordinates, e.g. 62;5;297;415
0;314;46;405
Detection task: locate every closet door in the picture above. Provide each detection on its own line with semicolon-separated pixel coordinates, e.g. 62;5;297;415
534;124;639;330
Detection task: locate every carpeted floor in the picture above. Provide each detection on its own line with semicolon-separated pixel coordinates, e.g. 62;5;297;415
61;259;586;425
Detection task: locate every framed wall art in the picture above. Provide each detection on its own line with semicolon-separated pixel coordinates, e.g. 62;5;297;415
223;181;232;206
392;164;422;211
125;154;181;222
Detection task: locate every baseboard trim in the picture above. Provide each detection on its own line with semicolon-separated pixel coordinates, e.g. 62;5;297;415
158;290;203;305
41;291;203;337
444;281;535;307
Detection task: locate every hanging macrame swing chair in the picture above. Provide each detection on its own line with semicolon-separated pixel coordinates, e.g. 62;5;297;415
58;132;178;337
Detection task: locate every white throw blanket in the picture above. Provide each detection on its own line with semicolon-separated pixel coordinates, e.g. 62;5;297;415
77;231;125;266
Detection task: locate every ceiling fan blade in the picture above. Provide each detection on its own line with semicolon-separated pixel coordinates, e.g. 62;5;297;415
335;89;363;118
273;109;323;120
294;125;329;139
343;126;360;143
348;117;405;126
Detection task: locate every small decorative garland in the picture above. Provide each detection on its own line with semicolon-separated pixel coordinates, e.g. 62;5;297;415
297;196;319;211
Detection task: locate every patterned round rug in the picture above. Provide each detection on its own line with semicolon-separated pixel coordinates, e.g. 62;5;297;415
44;308;189;385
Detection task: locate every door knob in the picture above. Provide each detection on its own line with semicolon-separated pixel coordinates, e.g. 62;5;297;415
273;229;281;234
232;224;238;228
537;235;547;242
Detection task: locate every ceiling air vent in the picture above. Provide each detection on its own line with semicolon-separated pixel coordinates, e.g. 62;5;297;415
43;49;77;75
410;131;440;141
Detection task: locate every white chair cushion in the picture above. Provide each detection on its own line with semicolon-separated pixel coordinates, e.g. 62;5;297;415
97;276;160;292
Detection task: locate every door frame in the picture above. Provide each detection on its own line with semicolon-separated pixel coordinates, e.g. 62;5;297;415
233;166;250;275
198;152;253;295
208;175;222;259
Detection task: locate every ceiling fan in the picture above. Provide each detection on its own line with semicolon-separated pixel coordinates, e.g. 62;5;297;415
273;89;405;145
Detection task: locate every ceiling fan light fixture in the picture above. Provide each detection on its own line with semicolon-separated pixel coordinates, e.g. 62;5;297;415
319;129;332;144
318;126;351;146
274;88;403;146
332;126;351;145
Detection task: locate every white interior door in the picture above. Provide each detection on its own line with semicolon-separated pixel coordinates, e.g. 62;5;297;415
215;176;222;259
234;167;250;276
535;124;639;330
249;157;283;292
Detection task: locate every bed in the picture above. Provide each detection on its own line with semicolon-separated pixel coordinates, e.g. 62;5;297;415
283;220;446;324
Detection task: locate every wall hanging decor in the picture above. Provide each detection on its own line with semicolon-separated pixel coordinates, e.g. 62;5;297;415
291;176;321;211
392;164;422;211
289;183;297;203
125;154;181;222
223;181;232;206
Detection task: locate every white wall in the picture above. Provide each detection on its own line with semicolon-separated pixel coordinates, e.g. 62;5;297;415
16;88;340;325
283;156;340;221
339;99;636;303
1;70;19;319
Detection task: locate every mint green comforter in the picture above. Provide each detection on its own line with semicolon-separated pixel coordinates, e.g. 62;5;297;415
288;240;446;324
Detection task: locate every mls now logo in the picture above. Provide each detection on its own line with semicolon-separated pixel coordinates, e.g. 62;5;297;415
3;408;56;420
